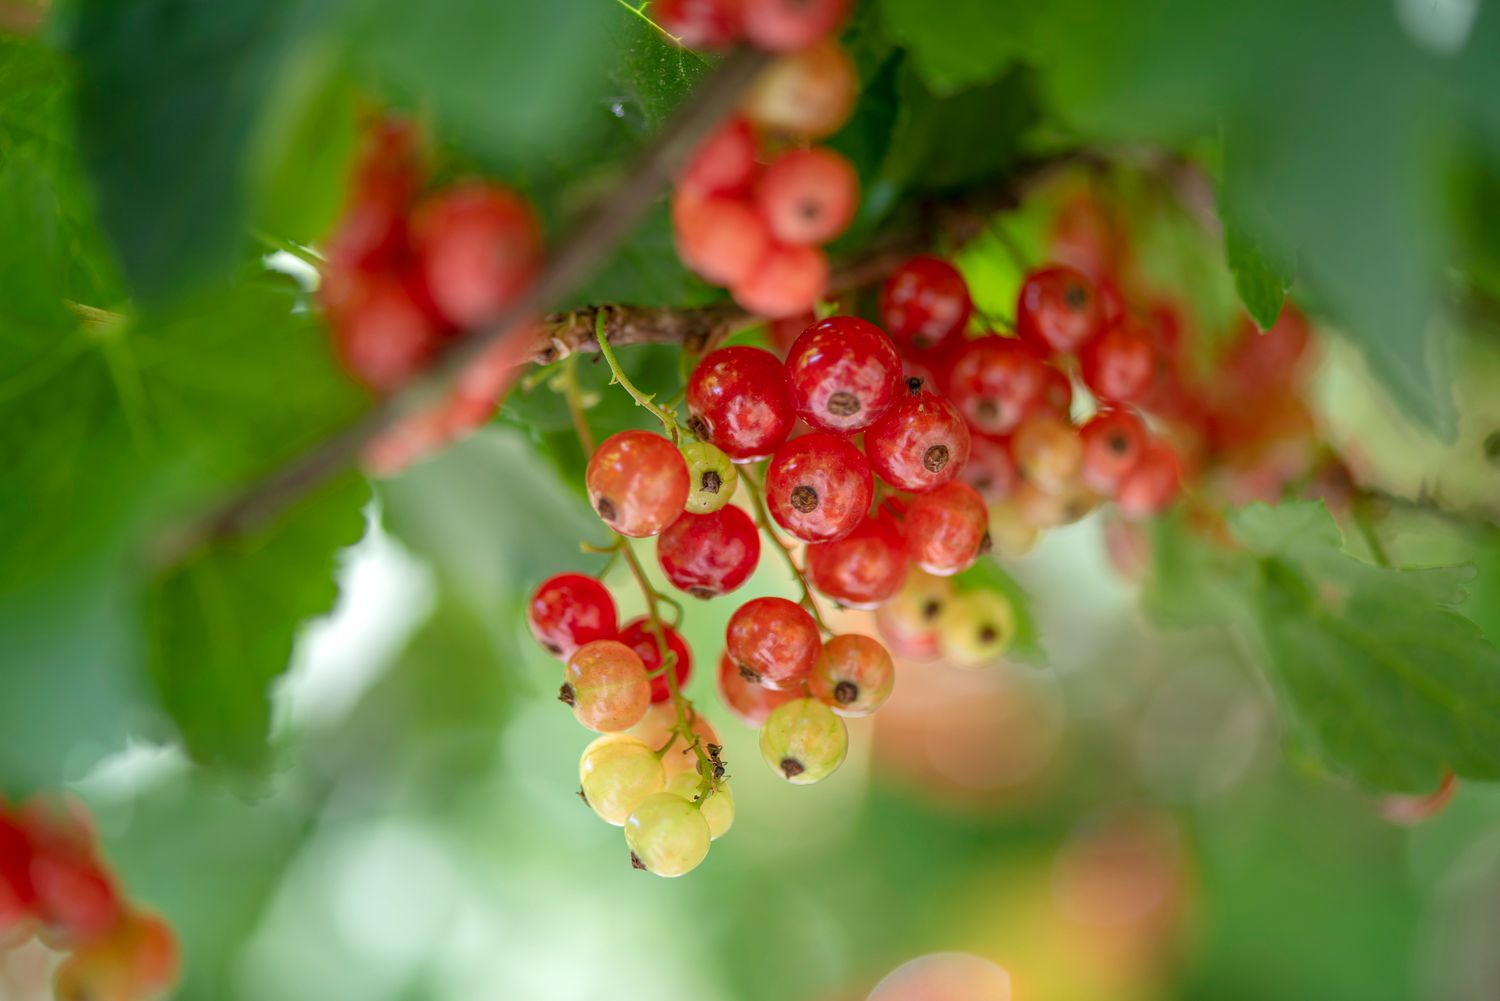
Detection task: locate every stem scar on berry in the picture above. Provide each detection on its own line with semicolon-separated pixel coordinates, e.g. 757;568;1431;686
833;680;858;704
978;532;994;555
630;852;647;870
827;391;861;416
737;663;763;683
906;376;923;395
780;757;806;778
701;470;722;493
790;485;819;512
923;445;950;472
558;684;576;706
596;497;617;521
1064;281;1088;310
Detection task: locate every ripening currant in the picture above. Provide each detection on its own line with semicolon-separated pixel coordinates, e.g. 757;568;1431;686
579;734;666;826
561;640;652;733
24;800;122;942
960;434;1020;502
672;188;772;287
1115;439;1183;519
741;39;857;139
586;430;691;538
630;703;721;777
1078;407;1148;496
742;0;849;51
53;908;179;1001
759;697;848;784
1012;478;1099;530
756;147;858;246
617;618;694;703
680;441;739;514
725;596;822;689
879;255;974;353
679;115;759;196
864;378;973;493
686;345;798;461
656;504;761;598
1015;264;1104;356
716;653;802;726
943;336;1050;436
527;572;619;658
809;634;895;717
1011;412;1084;496
904;481;990;576
937;590;1018;667
327;274;444;393
1079;321;1158;403
874;570;954;660
665;772;735;840
804;513;909;609
731;241;829;318
410;181;541;329
784;316;903;432
764;431;874;543
624;792;712;877
653;0;742;50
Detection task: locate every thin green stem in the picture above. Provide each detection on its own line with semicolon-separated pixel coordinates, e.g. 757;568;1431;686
595;309;681;443
738;468;833;635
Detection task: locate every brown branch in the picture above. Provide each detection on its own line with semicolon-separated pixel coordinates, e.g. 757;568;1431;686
153;45;771;567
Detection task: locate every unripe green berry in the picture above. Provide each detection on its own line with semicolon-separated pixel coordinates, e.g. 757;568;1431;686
759;697;847;784
937;590;1017;667
680;441;739;514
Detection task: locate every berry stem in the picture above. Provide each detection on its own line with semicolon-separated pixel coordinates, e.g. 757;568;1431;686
738;469;834;635
595;309;682;443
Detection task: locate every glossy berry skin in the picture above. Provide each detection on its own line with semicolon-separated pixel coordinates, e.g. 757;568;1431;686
653;0;742;50
625;792;711;878
411;181;541;329
527;573;618;658
680;441;739;513
759;698;848;784
562;640;651;733
756;148;858;246
586;431;691;538
864;380;973;492
666;772;735;840
1115;440;1183;520
805;515;908;609
656;505;761;598
717;653;801;726
725;596;822;689
961;434;1019;502
1079;322;1157;403
809;634;895;717
943;336;1050;436
743;0;849;52
879;256;973;352
686;346;798;461
672;189;771;287
784;316;903;433
618;618;694;704
579;734;666;826
1079;408;1148;496
732;241;828;318
904;481;990;576
1038;363;1074;419
765;431;874;542
679;116;758;195
1011;413;1083;495
1015;264;1104;356
936;590;1017;667
742;40;857;139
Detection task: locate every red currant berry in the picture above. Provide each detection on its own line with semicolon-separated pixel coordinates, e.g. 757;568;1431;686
1011;412;1083;495
656;504;761;598
1221;307;1313;399
961;434;1019;502
725;596;821;689
864;379;973;493
943;336;1049;436
879;256;973;352
805;513;908;609
1079;407;1147;496
1115;439;1182;520
326;275;443;393
732;241;828;317
686;345;798;461
742;40;857;139
618;618;694;703
21;799;120;943
784;316;903;432
809;634;894;717
679;115;758;196
562;640;651;732
586;431;691;538
904;481;990;576
765;431;873;542
1079;322;1157;403
742;0;848;51
325;118;423;272
411;182;541;329
654;0;742;49
1037;363;1073;418
874;571;952;660
528;573;618;659
1015;264;1104;356
756;147;858;246
717;653;801;726
672;189;771;287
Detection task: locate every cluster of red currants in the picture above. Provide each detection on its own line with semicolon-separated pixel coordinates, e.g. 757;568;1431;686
669;3;858;319
318;118;544;474
0;797;178;1001
654;0;849;54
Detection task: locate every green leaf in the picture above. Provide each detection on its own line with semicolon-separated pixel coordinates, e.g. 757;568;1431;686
875;0;1027;96
952;558;1046;665
145;475;368;772
1141;511;1252;630
607;2;712;128
1219;146;1296;330
1229;501;1500;793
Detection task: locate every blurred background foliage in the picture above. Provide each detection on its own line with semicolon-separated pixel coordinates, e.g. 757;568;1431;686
4;0;1500;999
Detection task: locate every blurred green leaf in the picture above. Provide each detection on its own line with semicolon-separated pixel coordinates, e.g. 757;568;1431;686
1219;141;1296;330
1141;511;1252;630
874;0;1025;96
608;2;711;128
952;557;1046;664
1230;501;1500;792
